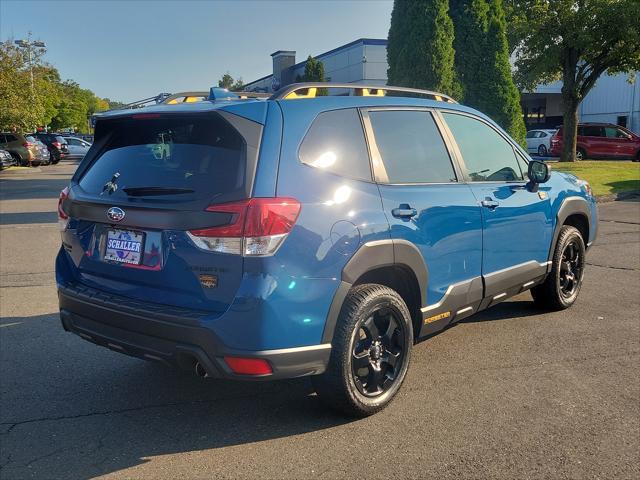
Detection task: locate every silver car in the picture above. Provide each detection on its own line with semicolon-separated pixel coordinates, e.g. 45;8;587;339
525;129;557;157
64;136;92;160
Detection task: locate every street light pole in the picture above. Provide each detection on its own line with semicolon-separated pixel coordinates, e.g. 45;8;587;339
14;33;46;99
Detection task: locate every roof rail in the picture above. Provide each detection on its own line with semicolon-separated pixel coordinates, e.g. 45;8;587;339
208;87;270;102
270;82;457;103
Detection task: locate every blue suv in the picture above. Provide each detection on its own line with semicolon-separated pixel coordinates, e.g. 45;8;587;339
56;83;597;416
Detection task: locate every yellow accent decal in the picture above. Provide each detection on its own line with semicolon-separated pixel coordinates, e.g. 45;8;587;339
424;311;451;324
361;88;385;97
284;87;317;99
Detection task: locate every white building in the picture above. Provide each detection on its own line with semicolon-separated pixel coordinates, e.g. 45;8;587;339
244;38;640;133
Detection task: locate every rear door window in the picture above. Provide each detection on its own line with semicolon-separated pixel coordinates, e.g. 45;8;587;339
299;108;372;181
368;110;456;183
442;112;523;182
582;126;603;137
78;113;247;202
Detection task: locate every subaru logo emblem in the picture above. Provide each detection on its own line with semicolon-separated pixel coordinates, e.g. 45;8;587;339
107;207;125;222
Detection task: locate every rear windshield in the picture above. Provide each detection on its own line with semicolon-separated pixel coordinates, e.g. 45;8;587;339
78;114;246;201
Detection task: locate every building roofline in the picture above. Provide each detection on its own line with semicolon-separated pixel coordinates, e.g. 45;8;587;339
271;50;296;57
244;38;388;89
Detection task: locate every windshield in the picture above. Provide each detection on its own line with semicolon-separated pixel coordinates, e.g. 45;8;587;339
78;113;247;202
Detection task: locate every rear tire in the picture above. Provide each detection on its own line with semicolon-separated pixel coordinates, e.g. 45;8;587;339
538;144;548;156
531;225;585;310
576;148;586;161
312;284;413;417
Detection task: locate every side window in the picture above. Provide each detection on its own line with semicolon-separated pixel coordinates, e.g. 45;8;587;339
442;112;523;182
299;108;372;181
5;134;16;142
526;131;536;139
368;110;456;183
582;126;602;137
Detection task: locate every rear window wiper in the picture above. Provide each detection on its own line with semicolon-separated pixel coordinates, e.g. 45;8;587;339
122;186;195;196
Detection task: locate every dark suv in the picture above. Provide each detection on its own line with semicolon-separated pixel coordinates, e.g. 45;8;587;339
32;132;69;164
550;123;640;160
56;83;598;416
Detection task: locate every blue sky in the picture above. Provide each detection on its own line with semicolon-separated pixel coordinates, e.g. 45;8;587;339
1;0;393;102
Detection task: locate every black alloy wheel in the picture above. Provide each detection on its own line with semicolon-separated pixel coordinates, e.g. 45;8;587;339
351;306;406;397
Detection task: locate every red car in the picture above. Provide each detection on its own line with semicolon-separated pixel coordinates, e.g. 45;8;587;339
550;123;640;161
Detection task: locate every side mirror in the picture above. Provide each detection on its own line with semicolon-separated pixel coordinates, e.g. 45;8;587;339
527;160;550;192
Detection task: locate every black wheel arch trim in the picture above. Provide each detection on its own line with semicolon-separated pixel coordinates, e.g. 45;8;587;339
321;239;429;344
549;196;592;262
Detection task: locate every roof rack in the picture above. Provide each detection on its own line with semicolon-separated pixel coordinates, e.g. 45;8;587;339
270;82;457;103
208;87;270;102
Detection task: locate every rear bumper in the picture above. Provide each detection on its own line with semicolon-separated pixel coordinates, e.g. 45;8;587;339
58;284;331;380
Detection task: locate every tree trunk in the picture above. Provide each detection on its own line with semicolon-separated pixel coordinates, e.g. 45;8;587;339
561;96;579;162
560;49;580;162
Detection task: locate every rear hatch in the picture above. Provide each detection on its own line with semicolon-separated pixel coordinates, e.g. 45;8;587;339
59;109;264;314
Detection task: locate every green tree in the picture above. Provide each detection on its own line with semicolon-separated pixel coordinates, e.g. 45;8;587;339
387;0;460;98
452;0;526;145
295;56;327;94
218;72;244;91
0;40;46;130
506;0;640;161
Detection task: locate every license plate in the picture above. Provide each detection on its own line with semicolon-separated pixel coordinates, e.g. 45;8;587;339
104;229;144;265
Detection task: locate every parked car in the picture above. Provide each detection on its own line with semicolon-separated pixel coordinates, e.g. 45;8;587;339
64;136;92;160
32;133;69;164
0;148;16;169
550;123;640;160
25;136;51;166
56;83;597;417
0;132;45;166
526;129;556;157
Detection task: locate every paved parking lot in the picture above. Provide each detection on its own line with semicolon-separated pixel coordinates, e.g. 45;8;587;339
1;161;639;479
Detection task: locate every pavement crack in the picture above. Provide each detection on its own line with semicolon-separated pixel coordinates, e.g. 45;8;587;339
600;219;640;226
587;262;639;271
0;401;204;433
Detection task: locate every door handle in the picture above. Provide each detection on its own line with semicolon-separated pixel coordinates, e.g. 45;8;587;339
480;198;499;210
392;204;417;219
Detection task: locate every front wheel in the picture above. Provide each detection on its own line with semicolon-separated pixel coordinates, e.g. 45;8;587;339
312;284;413;417
531;225;586;310
576;148;586;161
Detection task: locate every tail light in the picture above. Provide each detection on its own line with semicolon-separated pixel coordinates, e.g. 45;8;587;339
224;356;272;375
52;141;62;149
58;186;69;231
23;142;34;148
187;197;301;256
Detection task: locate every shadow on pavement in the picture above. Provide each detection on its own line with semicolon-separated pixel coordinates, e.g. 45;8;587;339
0;313;355;479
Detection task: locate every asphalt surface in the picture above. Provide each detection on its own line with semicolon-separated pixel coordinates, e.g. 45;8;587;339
1;161;639;479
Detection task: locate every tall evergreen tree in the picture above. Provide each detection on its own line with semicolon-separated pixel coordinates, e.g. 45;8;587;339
387;0;460;98
451;0;526;145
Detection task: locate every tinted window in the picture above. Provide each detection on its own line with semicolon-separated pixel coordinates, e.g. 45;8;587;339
526;131;536;139
604;127;628;138
369;110;456;183
79;113;247;201
299;108;371;181
5;134;16;142
582;126;603;137
443;113;523;182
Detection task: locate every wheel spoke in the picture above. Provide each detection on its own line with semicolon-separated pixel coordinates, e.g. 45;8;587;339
382;350;400;370
380;314;398;348
362;315;380;339
352;351;370;370
367;365;385;393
